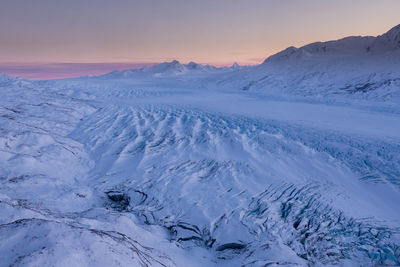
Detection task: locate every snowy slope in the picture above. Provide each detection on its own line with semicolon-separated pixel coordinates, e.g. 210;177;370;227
266;24;400;61
0;73;198;267
1;25;400;267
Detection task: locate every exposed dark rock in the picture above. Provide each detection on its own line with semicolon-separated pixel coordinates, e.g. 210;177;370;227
216;243;246;251
106;191;130;211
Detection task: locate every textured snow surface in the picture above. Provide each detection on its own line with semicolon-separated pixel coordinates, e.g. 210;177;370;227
1;26;400;267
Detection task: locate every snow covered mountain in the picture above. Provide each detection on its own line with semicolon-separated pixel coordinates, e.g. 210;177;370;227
212;24;400;101
102;60;220;79
266;24;400;61
1;26;400;267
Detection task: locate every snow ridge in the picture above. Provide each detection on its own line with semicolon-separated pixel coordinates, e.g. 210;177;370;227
265;24;400;62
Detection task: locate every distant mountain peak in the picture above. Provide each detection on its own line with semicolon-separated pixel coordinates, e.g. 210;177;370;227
156;60;183;68
186;61;203;70
169;60;181;66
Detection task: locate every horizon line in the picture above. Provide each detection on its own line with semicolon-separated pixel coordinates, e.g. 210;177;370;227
0;60;262;80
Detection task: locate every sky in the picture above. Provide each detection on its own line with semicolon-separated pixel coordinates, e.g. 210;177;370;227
1;0;400;79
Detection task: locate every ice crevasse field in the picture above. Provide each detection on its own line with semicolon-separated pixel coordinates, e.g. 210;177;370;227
1;25;400;266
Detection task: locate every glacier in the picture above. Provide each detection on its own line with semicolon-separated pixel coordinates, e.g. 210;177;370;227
1;25;400;266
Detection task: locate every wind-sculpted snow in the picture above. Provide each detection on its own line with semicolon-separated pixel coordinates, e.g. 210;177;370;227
0;78;181;267
68;104;400;266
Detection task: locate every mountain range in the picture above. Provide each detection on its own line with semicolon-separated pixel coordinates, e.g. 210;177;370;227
92;24;400;101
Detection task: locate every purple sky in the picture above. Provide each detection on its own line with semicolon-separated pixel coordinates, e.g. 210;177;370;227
1;0;400;79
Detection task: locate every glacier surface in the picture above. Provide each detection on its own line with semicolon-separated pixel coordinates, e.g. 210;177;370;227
1;25;400;267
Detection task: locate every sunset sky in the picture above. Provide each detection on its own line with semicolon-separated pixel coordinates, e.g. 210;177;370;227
1;0;399;79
